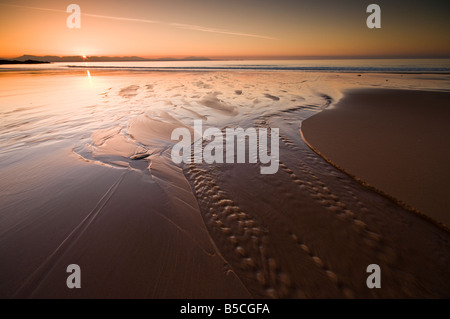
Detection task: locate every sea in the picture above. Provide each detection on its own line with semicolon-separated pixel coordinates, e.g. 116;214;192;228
1;58;450;73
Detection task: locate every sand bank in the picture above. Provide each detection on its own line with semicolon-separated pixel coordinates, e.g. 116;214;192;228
301;89;450;227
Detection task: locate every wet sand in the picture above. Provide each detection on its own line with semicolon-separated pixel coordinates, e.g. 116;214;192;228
0;71;449;298
301;89;450;227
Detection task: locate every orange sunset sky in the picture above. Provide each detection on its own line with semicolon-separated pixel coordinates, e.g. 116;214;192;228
0;0;449;59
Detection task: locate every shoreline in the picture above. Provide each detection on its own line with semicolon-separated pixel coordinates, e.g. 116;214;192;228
300;127;450;233
301;88;450;228
3;66;450;75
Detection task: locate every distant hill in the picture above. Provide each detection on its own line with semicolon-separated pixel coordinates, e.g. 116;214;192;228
0;59;50;65
12;55;211;62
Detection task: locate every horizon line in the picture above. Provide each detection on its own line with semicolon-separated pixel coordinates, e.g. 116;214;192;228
3;54;450;61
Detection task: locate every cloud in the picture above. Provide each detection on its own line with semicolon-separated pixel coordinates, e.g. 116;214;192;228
169;23;275;40
82;13;159;24
0;3;273;40
0;3;65;13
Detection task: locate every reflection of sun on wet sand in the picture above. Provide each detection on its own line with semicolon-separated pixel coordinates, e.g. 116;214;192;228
0;71;449;298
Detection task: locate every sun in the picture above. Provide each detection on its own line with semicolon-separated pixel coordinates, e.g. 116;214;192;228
82;54;87;60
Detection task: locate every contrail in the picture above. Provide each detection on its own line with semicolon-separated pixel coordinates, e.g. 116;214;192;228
0;3;65;13
0;3;274;40
169;23;274;40
0;4;160;24
83;13;159;24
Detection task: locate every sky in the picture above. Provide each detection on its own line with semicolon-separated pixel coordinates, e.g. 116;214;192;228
0;0;449;59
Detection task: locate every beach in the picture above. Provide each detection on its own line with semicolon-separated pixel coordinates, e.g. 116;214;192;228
1;67;450;298
301;89;450;227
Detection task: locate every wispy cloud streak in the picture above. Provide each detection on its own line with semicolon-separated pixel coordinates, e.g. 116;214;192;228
0;4;160;23
169;23;274;40
0;3;65;13
82;13;159;24
0;3;273;40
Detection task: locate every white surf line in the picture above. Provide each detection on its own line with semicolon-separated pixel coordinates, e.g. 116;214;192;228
12;172;126;298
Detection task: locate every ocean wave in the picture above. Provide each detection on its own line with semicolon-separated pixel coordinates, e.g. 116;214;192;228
65;65;450;73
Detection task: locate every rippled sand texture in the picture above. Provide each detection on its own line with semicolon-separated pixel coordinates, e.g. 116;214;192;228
0;70;449;298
